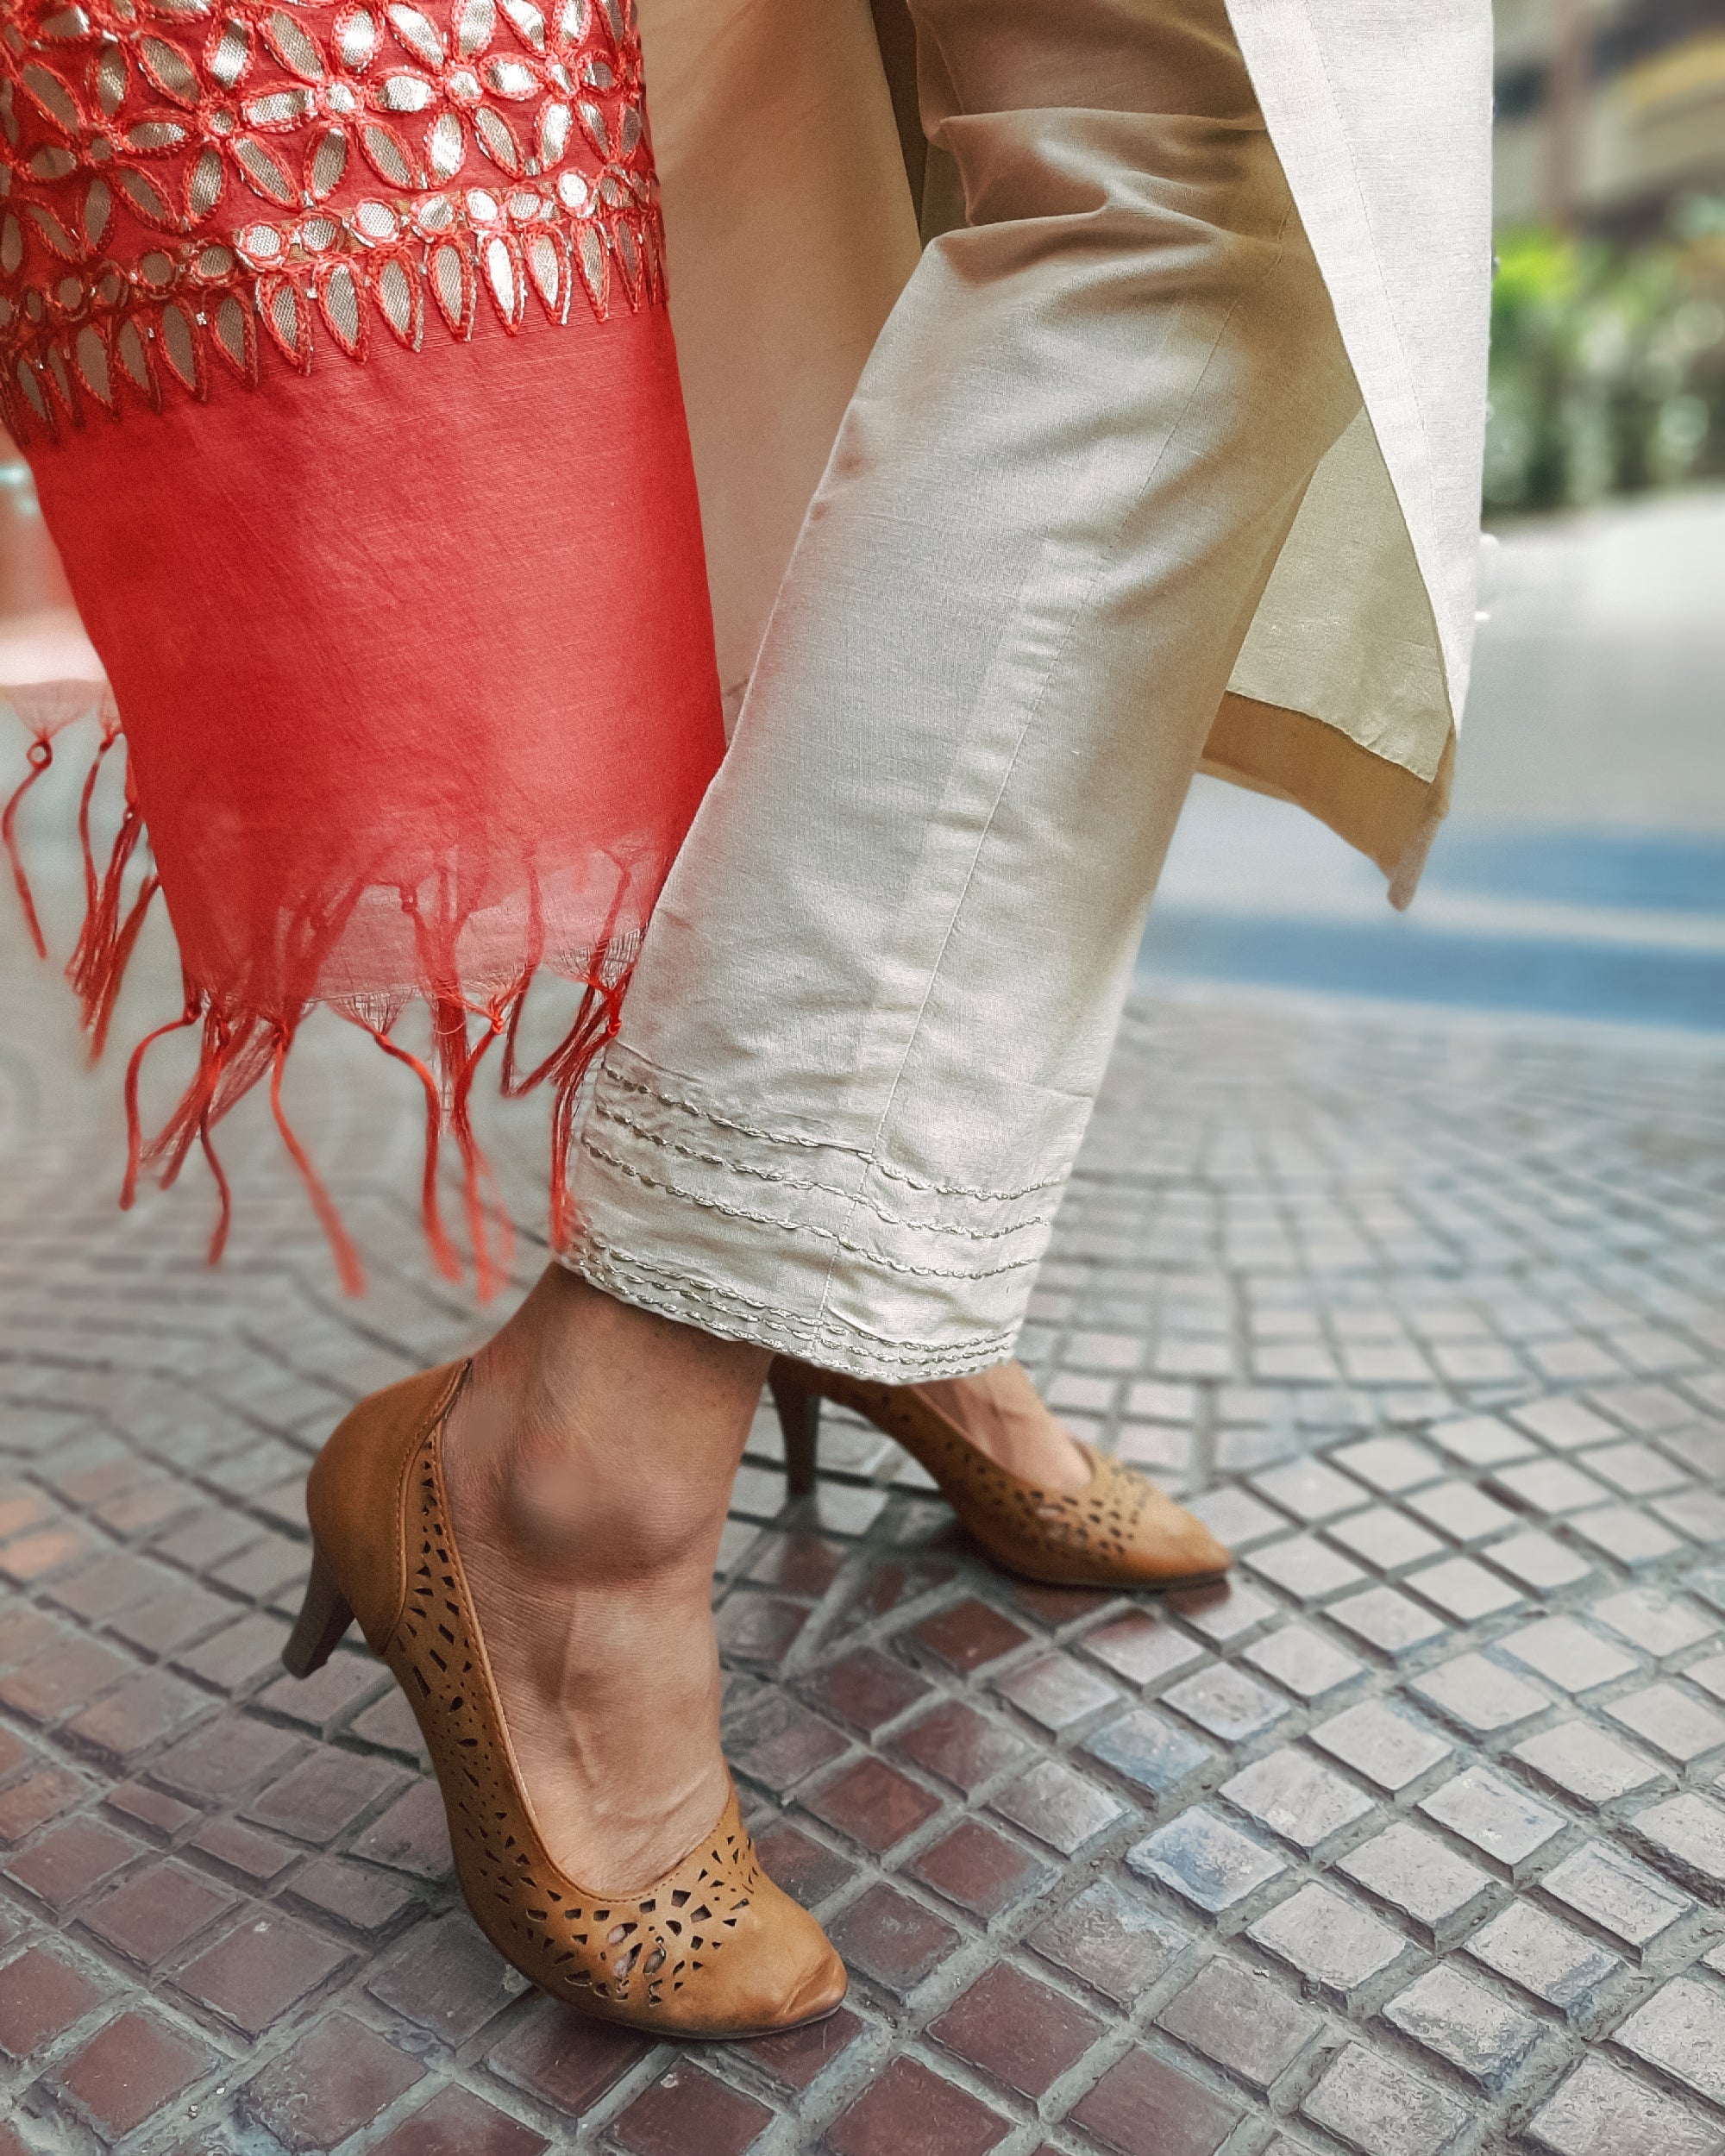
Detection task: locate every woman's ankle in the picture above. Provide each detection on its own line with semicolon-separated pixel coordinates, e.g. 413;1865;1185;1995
445;1264;769;1582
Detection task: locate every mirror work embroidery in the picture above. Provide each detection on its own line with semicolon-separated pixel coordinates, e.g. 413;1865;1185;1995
0;0;665;441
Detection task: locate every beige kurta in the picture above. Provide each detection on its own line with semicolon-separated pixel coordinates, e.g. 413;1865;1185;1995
637;0;1493;904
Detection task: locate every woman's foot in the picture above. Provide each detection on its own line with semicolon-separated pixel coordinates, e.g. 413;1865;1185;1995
441;1265;768;1895
918;1360;1092;1495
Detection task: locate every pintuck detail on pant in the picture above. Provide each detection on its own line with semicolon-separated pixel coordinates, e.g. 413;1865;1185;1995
570;1044;1058;1377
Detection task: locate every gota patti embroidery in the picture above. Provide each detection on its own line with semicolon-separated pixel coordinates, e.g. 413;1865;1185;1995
0;0;665;441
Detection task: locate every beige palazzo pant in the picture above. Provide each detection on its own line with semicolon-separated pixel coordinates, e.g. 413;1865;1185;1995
563;0;1364;1380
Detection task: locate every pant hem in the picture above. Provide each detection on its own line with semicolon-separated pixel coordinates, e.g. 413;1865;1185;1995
561;1232;1022;1383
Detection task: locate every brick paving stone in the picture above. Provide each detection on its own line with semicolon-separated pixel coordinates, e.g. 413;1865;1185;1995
1406;1650;1551;1737
1512;1718;1670;1807
486;1995;650;2112
1069;2044;1245;2156
994;1650;1121;1731
1127;1805;1286;1913
1185;1487;1288;1549
1327;1507;1447;1574
83;1858;238;1965
66;1666;211;1762
1540;1839;1691;1958
751;1820;857;1907
1220;1745;1374;1852
1417;1765;1565;1878
1465;1900;1621;2012
1429;1415;1538;1468
368;1909;529;2040
884;1690;1031;1794
989;1757;1123;1853
1491;1458;1614;1516
743;2003;864;2090
0;1943;101;2058
1170;1578;1279;1642
1027;1877;1189;2002
1080;1610;1206;1689
1526;2054;1725;2156
1247;1883;1408;2001
1157;1952;1320;2088
191;1814;295;1882
244;2009;424;2151
1162;1663;1289;1743
1613;1974;1725;2108
1499;1615;1639;1693
285;1853;417;1933
828;1883;960;1996
1632;1791;1725;1886
1487;1529;1595;1593
805;1646;932;1735
254;1650;386;1733
826;2055;1010;2156
177;1908;349;2035
1310;1699;1451;1791
1406;1555;1524;1622
0;1634;134;1723
907;1817;1051;1918
371;2084;549;2156
50;2008;216;2140
611;2065;774;2156
722;1678;848;1794
802;1756;942;1854
243;1745;404;1843
1242;1620;1364;1701
1300;2041;1469;2156
1337;1821;1494;1947
0;1762;84;1841
1331;1438;1445;1494
932;1963;1102;2097
1405;1480;1521;1546
1607;1681;1725;1763
350;1777;455;1878
1083;1705;1217;1802
3;1813;139;1911
913;1599;1030;1673
1329;1587;1451;1658
1383;1961;1542;2088
1247;1532;1368;1601
148;1714;301;1804
1572;1503;1687;1565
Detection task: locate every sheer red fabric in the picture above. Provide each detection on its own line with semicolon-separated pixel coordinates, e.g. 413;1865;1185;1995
0;0;725;1290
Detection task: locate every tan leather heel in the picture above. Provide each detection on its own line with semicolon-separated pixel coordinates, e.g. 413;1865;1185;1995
285;1363;846;2039
772;1357;1232;1591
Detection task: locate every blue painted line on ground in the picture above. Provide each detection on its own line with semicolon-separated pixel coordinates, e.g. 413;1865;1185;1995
1424;827;1725;912
1136;911;1725;1031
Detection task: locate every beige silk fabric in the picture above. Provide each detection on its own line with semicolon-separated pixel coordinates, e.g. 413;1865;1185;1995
566;0;1366;1376
639;0;1491;894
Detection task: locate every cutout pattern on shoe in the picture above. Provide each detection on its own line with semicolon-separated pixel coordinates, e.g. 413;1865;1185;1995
779;1361;1230;1590
392;1424;768;2020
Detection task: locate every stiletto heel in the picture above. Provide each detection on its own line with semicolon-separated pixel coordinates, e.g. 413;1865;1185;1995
282;1542;354;1677
767;1357;1232;1591
768;1362;821;1496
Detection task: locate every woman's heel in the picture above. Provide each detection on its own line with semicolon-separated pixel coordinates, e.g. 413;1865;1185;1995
282;1541;355;1678
768;1362;822;1497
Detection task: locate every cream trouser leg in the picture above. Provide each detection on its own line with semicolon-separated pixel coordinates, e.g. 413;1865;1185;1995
564;0;1360;1379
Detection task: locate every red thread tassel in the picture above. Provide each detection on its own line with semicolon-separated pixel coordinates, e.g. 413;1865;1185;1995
2;737;53;959
269;1034;366;1296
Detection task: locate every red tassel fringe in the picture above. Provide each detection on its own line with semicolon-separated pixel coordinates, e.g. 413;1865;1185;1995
9;713;627;1296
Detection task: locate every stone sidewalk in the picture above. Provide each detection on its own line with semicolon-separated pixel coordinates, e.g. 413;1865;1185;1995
1;981;1723;2156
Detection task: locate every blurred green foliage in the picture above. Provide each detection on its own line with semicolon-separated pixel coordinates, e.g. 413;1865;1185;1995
1485;198;1725;514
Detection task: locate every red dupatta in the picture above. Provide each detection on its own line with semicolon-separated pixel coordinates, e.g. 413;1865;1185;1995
0;0;724;1292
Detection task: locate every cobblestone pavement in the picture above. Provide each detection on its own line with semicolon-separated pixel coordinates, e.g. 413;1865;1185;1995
2;974;1724;2156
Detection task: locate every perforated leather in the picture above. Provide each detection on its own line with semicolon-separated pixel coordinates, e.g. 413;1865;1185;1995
304;1367;845;2037
781;1360;1231;1589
